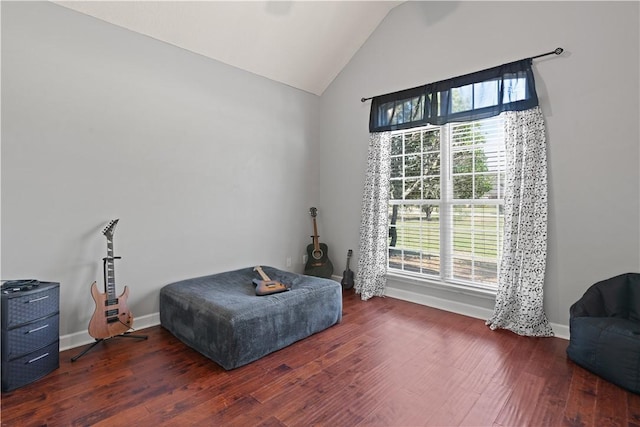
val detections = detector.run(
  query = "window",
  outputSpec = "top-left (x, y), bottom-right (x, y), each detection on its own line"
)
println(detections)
top-left (388, 115), bottom-right (505, 290)
top-left (369, 59), bottom-right (537, 292)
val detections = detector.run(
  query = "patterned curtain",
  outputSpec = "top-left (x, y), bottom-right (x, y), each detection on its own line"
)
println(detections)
top-left (486, 107), bottom-right (553, 336)
top-left (355, 132), bottom-right (391, 300)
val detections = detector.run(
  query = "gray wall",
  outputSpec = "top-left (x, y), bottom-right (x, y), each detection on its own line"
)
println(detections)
top-left (2, 1), bottom-right (639, 341)
top-left (1, 2), bottom-right (320, 337)
top-left (318, 1), bottom-right (640, 332)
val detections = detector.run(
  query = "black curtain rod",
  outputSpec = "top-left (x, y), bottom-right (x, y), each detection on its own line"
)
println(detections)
top-left (360, 47), bottom-right (564, 103)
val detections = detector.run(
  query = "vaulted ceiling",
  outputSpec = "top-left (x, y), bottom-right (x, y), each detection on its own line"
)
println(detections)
top-left (54, 1), bottom-right (402, 96)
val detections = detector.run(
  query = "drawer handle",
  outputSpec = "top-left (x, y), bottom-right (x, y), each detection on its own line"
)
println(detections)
top-left (26, 295), bottom-right (49, 303)
top-left (27, 352), bottom-right (49, 364)
top-left (26, 324), bottom-right (49, 334)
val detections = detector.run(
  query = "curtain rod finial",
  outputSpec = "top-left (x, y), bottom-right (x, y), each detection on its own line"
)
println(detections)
top-left (361, 97), bottom-right (368, 103)
top-left (554, 47), bottom-right (564, 55)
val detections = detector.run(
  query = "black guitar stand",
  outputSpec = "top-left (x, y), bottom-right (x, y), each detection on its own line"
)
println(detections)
top-left (70, 331), bottom-right (148, 362)
top-left (70, 252), bottom-right (148, 362)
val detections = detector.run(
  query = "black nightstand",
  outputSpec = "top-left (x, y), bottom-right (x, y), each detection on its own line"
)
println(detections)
top-left (1, 281), bottom-right (60, 392)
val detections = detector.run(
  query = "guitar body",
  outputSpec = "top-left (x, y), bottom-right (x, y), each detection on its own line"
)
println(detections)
top-left (304, 242), bottom-right (334, 278)
top-left (252, 279), bottom-right (289, 296)
top-left (88, 281), bottom-right (134, 339)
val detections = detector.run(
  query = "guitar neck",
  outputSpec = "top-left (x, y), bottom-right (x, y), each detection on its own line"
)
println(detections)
top-left (104, 239), bottom-right (117, 300)
top-left (312, 217), bottom-right (320, 251)
top-left (254, 266), bottom-right (271, 282)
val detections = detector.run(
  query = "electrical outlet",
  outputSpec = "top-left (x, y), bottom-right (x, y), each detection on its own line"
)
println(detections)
top-left (286, 257), bottom-right (292, 267)
top-left (302, 254), bottom-right (308, 264)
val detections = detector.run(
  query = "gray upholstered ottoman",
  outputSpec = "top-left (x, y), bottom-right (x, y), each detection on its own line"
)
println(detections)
top-left (159, 266), bottom-right (342, 370)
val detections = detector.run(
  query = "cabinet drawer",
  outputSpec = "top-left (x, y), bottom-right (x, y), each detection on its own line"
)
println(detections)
top-left (4, 287), bottom-right (59, 328)
top-left (2, 314), bottom-right (59, 361)
top-left (1, 340), bottom-right (59, 392)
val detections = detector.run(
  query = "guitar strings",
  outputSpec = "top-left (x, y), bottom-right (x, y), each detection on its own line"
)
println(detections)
top-left (115, 316), bottom-right (138, 332)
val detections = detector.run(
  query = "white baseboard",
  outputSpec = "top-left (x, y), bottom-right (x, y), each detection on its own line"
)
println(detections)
top-left (60, 312), bottom-right (161, 352)
top-left (551, 323), bottom-right (570, 340)
top-left (384, 287), bottom-right (569, 340)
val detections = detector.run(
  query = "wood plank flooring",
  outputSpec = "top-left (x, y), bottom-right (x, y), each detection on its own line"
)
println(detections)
top-left (2, 291), bottom-right (639, 426)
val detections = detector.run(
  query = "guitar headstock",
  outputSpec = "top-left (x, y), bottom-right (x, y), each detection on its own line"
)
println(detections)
top-left (309, 207), bottom-right (317, 218)
top-left (102, 219), bottom-right (119, 238)
top-left (347, 249), bottom-right (353, 258)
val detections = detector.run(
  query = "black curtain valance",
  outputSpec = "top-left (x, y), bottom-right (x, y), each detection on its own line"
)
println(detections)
top-left (369, 58), bottom-right (539, 132)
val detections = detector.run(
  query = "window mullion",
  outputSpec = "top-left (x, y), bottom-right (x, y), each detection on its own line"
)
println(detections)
top-left (440, 124), bottom-right (452, 281)
top-left (420, 130), bottom-right (425, 274)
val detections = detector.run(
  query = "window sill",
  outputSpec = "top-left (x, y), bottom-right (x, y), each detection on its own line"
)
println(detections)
top-left (386, 270), bottom-right (497, 302)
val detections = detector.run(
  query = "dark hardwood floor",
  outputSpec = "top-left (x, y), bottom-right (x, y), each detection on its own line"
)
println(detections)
top-left (2, 291), bottom-right (639, 426)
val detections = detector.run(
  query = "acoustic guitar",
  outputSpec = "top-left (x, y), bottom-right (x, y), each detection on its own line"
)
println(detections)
top-left (253, 266), bottom-right (289, 296)
top-left (88, 219), bottom-right (134, 339)
top-left (304, 207), bottom-right (334, 278)
top-left (341, 249), bottom-right (355, 290)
